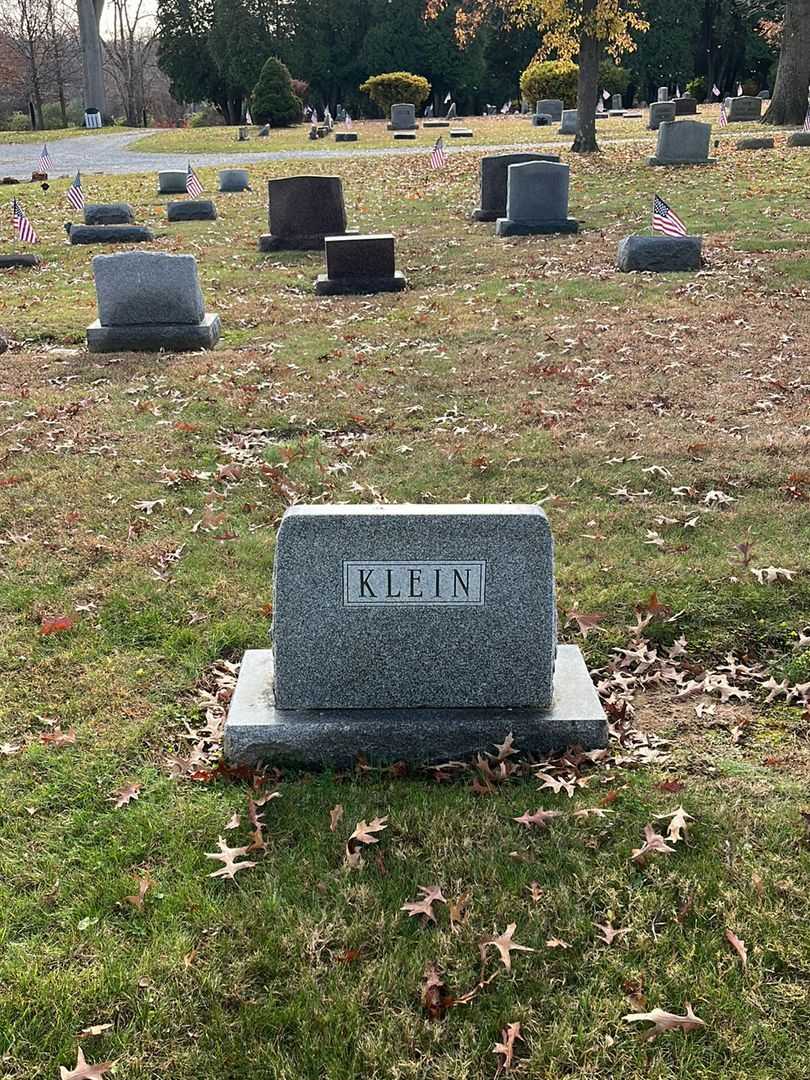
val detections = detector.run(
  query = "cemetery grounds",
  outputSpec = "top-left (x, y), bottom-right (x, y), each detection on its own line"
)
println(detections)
top-left (0, 121), bottom-right (809, 1078)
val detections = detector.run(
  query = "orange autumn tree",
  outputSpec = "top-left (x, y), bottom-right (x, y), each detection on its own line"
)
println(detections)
top-left (427, 0), bottom-right (648, 152)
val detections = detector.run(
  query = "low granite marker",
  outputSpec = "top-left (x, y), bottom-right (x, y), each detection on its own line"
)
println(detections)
top-left (258, 175), bottom-right (354, 252)
top-left (167, 199), bottom-right (217, 222)
top-left (158, 171), bottom-right (188, 195)
top-left (648, 120), bottom-right (714, 166)
top-left (224, 504), bottom-right (606, 766)
top-left (315, 234), bottom-right (406, 294)
top-left (83, 203), bottom-right (134, 225)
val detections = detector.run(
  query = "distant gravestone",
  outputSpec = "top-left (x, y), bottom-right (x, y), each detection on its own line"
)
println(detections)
top-left (335, 131), bottom-right (358, 142)
top-left (559, 109), bottom-right (577, 134)
top-left (68, 224), bottom-right (153, 245)
top-left (611, 94), bottom-right (623, 112)
top-left (167, 199), bottom-right (217, 221)
top-left (534, 98), bottom-right (563, 123)
top-left (0, 254), bottom-right (39, 268)
top-left (258, 175), bottom-right (353, 252)
top-left (787, 132), bottom-right (810, 147)
top-left (727, 96), bottom-right (762, 122)
top-left (86, 251), bottom-right (220, 352)
top-left (388, 103), bottom-right (417, 130)
top-left (473, 152), bottom-right (560, 222)
top-left (219, 169), bottom-right (250, 192)
top-left (736, 137), bottom-right (774, 150)
top-left (83, 203), bottom-right (134, 226)
top-left (158, 171), bottom-right (187, 195)
top-left (237, 126), bottom-right (248, 141)
top-left (648, 120), bottom-right (714, 166)
top-left (425, 103), bottom-right (434, 118)
top-left (495, 160), bottom-right (578, 237)
top-left (617, 235), bottom-right (702, 273)
top-left (223, 504), bottom-right (607, 766)
top-left (758, 90), bottom-right (770, 101)
top-left (315, 234), bottom-right (406, 295)
top-left (648, 101), bottom-right (676, 130)
top-left (393, 131), bottom-right (417, 140)
top-left (258, 124), bottom-right (271, 137)
top-left (531, 114), bottom-right (552, 127)
top-left (449, 128), bottom-right (473, 137)
top-left (674, 96), bottom-right (698, 115)
top-left (424, 119), bottom-right (450, 128)
top-left (657, 86), bottom-right (669, 102)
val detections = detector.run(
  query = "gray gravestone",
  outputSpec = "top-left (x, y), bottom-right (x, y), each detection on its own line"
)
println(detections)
top-left (167, 199), bottom-right (217, 221)
top-left (758, 90), bottom-right (770, 100)
top-left (611, 94), bottom-right (623, 112)
top-left (657, 86), bottom-right (669, 102)
top-left (727, 96), bottom-right (762, 122)
top-left (388, 103), bottom-right (417, 130)
top-left (0, 254), bottom-right (39, 268)
top-left (473, 152), bottom-right (560, 222)
top-left (68, 224), bottom-right (153, 244)
top-left (648, 101), bottom-right (676, 130)
top-left (219, 169), bottom-right (250, 192)
top-left (335, 132), bottom-right (358, 142)
top-left (648, 120), bottom-right (714, 165)
top-left (674, 96), bottom-right (698, 115)
top-left (158, 171), bottom-right (188, 195)
top-left (495, 160), bottom-right (578, 236)
top-left (787, 132), bottom-right (810, 147)
top-left (315, 234), bottom-right (406, 295)
top-left (449, 128), bottom-right (473, 137)
top-left (617, 235), bottom-right (702, 272)
top-left (559, 109), bottom-right (577, 134)
top-left (237, 126), bottom-right (248, 141)
top-left (223, 504), bottom-right (607, 766)
top-left (83, 202), bottom-right (134, 225)
top-left (736, 137), bottom-right (774, 150)
top-left (393, 131), bottom-right (417, 140)
top-left (535, 99), bottom-right (563, 123)
top-left (258, 175), bottom-right (352, 252)
top-left (86, 251), bottom-right (220, 352)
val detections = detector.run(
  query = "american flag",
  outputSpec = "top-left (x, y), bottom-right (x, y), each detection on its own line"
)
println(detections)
top-left (429, 136), bottom-right (447, 169)
top-left (37, 143), bottom-right (53, 173)
top-left (652, 194), bottom-right (687, 238)
top-left (602, 88), bottom-right (611, 100)
top-left (66, 170), bottom-right (84, 212)
top-left (444, 91), bottom-right (452, 103)
top-left (675, 85), bottom-right (681, 98)
top-left (186, 161), bottom-right (203, 197)
top-left (345, 114), bottom-right (353, 129)
top-left (12, 198), bottom-right (38, 243)
top-left (712, 84), bottom-right (721, 97)
top-left (737, 83), bottom-right (743, 96)
top-left (803, 108), bottom-right (810, 133)
top-left (719, 103), bottom-right (728, 127)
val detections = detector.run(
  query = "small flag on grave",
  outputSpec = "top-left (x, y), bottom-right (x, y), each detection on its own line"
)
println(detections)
top-left (186, 161), bottom-right (203, 197)
top-left (719, 102), bottom-right (728, 127)
top-left (444, 91), bottom-right (452, 103)
top-left (66, 170), bottom-right (85, 212)
top-left (12, 198), bottom-right (39, 243)
top-left (712, 84), bottom-right (721, 97)
top-left (37, 143), bottom-right (53, 173)
top-left (430, 136), bottom-right (448, 170)
top-left (602, 88), bottom-right (611, 100)
top-left (803, 108), bottom-right (810, 133)
top-left (737, 83), bottom-right (743, 95)
top-left (652, 194), bottom-right (687, 238)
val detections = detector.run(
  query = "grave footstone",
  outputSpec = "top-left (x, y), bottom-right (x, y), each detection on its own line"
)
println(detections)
top-left (449, 128), bottom-right (473, 138)
top-left (424, 119), bottom-right (450, 128)
top-left (335, 132), bottom-right (358, 142)
top-left (166, 199), bottom-right (217, 221)
top-left (473, 152), bottom-right (560, 222)
top-left (219, 169), bottom-right (250, 192)
top-left (258, 175), bottom-right (354, 252)
top-left (736, 137), bottom-right (774, 150)
top-left (158, 171), bottom-right (188, 195)
top-left (559, 110), bottom-right (577, 134)
top-left (674, 96), bottom-right (698, 115)
top-left (648, 120), bottom-right (714, 166)
top-left (787, 132), bottom-right (810, 147)
top-left (394, 131), bottom-right (417, 140)
top-left (387, 103), bottom-right (417, 130)
top-left (648, 101), bottom-right (676, 130)
top-left (223, 504), bottom-right (607, 766)
top-left (86, 251), bottom-right (220, 352)
top-left (495, 160), bottom-right (578, 236)
top-left (534, 99), bottom-right (563, 123)
top-left (0, 254), bottom-right (40, 268)
top-left (237, 126), bottom-right (248, 141)
top-left (617, 235), bottom-right (702, 272)
top-left (727, 96), bottom-right (762, 122)
top-left (315, 234), bottom-right (406, 295)
top-left (83, 203), bottom-right (134, 226)
top-left (68, 224), bottom-right (154, 245)
top-left (531, 114), bottom-right (552, 127)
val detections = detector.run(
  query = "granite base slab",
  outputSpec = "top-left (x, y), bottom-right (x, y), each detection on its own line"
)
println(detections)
top-left (647, 156), bottom-right (715, 166)
top-left (393, 132), bottom-right (417, 140)
top-left (424, 120), bottom-right (450, 128)
top-left (450, 129), bottom-right (473, 137)
top-left (617, 234), bottom-right (702, 272)
top-left (787, 132), bottom-right (810, 147)
top-left (166, 199), bottom-right (217, 221)
top-left (258, 229), bottom-right (357, 252)
top-left (335, 133), bottom-right (358, 142)
top-left (223, 644), bottom-right (607, 768)
top-left (495, 217), bottom-right (578, 236)
top-left (315, 271), bottom-right (407, 295)
top-left (0, 254), bottom-right (40, 268)
top-left (86, 313), bottom-right (221, 353)
top-left (69, 224), bottom-right (154, 244)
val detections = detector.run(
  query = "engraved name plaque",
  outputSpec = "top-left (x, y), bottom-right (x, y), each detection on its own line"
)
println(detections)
top-left (343, 560), bottom-right (486, 606)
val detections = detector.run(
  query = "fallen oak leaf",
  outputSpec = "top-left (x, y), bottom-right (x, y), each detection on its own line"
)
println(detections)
top-left (566, 609), bottom-right (605, 638)
top-left (631, 824), bottom-right (675, 864)
top-left (421, 963), bottom-right (455, 1020)
top-left (655, 805), bottom-right (694, 844)
top-left (40, 727), bottom-right (76, 748)
top-left (59, 1046), bottom-right (114, 1079)
top-left (205, 837), bottom-right (256, 880)
top-left (725, 928), bottom-right (748, 970)
top-left (493, 1022), bottom-right (523, 1075)
top-left (514, 808), bottom-right (562, 829)
top-left (482, 923), bottom-right (535, 972)
top-left (594, 921), bottom-right (628, 946)
top-left (401, 884), bottom-right (447, 923)
top-left (623, 1003), bottom-right (705, 1041)
top-left (125, 873), bottom-right (153, 911)
top-left (449, 892), bottom-right (469, 930)
top-left (545, 937), bottom-right (572, 949)
top-left (41, 614), bottom-right (76, 635)
top-left (347, 815), bottom-right (388, 850)
top-left (329, 804), bottom-right (344, 832)
top-left (112, 782), bottom-right (141, 809)
top-left (78, 1024), bottom-right (114, 1038)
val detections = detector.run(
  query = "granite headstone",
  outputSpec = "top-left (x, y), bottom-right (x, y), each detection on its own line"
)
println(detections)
top-left (495, 160), bottom-right (578, 236)
top-left (473, 152), bottom-right (560, 222)
top-left (258, 175), bottom-right (353, 252)
top-left (648, 120), bottom-right (714, 165)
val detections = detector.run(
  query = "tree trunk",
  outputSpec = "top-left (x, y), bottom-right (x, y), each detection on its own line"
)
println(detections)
top-left (572, 0), bottom-right (600, 154)
top-left (763, 0), bottom-right (810, 126)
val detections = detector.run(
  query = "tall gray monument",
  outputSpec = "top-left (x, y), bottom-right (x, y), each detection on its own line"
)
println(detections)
top-left (77, 0), bottom-right (106, 115)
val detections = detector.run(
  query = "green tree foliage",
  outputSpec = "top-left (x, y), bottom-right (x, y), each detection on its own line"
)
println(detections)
top-left (359, 72), bottom-right (431, 114)
top-left (251, 57), bottom-right (304, 125)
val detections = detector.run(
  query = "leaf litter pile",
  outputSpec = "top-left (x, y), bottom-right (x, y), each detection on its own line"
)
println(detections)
top-left (0, 136), bottom-right (809, 1078)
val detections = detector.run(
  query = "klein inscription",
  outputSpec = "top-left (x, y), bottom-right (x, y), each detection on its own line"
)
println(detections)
top-left (343, 561), bottom-right (486, 606)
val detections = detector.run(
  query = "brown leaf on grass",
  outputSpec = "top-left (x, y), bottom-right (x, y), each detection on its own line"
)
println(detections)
top-left (125, 874), bottom-right (153, 911)
top-left (631, 824), bottom-right (675, 864)
top-left (482, 923), bottom-right (534, 972)
top-left (514, 808), bottom-right (562, 829)
top-left (527, 881), bottom-right (543, 903)
top-left (78, 1024), bottom-right (113, 1038)
top-left (491, 732), bottom-right (518, 761)
top-left (112, 783), bottom-right (141, 809)
top-left (725, 929), bottom-right (748, 969)
top-left (493, 1022), bottom-right (523, 1075)
top-left (421, 964), bottom-right (455, 1020)
top-left (401, 885), bottom-right (447, 923)
top-left (655, 805), bottom-right (694, 844)
top-left (623, 1003), bottom-right (705, 1041)
top-left (449, 892), bottom-right (469, 931)
top-left (41, 614), bottom-right (76, 635)
top-left (329, 804), bottom-right (344, 832)
top-left (347, 816), bottom-right (388, 850)
top-left (656, 779), bottom-right (685, 794)
top-left (545, 937), bottom-right (571, 949)
top-left (205, 837), bottom-right (256, 880)
top-left (40, 727), bottom-right (76, 748)
top-left (751, 871), bottom-right (765, 899)
top-left (595, 921), bottom-right (628, 946)
top-left (59, 1046), bottom-right (114, 1079)
top-left (566, 609), bottom-right (604, 638)
top-left (224, 812), bottom-right (240, 830)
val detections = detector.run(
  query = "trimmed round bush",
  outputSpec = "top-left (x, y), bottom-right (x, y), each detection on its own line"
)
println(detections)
top-left (251, 57), bottom-right (303, 127)
top-left (520, 61), bottom-right (578, 109)
top-left (359, 72), bottom-right (431, 114)
top-left (686, 76), bottom-right (707, 103)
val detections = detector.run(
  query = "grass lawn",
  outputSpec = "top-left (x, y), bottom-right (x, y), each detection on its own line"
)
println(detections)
top-left (1, 135), bottom-right (809, 1079)
top-left (0, 127), bottom-right (142, 145)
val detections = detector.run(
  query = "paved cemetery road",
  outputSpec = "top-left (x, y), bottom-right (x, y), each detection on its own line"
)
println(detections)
top-left (1, 127), bottom-right (753, 179)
